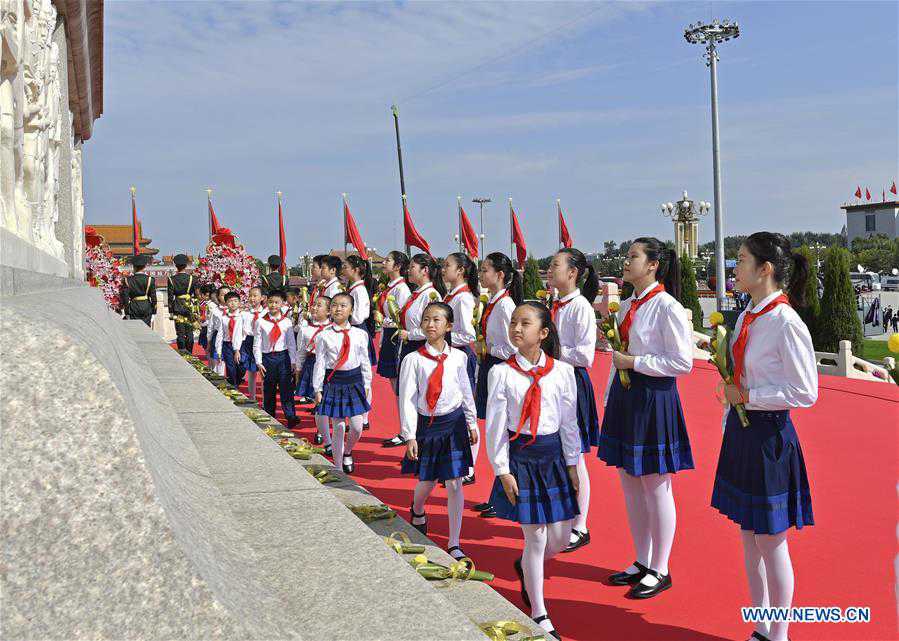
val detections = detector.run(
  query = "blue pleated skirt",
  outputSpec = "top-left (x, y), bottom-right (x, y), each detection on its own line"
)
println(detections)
top-left (295, 352), bottom-right (316, 398)
top-left (208, 330), bottom-right (219, 360)
top-left (400, 406), bottom-right (473, 482)
top-left (353, 322), bottom-right (378, 366)
top-left (711, 408), bottom-right (814, 535)
top-left (453, 343), bottom-right (477, 393)
top-left (574, 366), bottom-right (599, 454)
top-left (489, 431), bottom-right (580, 525)
top-left (239, 335), bottom-right (258, 372)
top-left (597, 370), bottom-right (694, 476)
top-left (376, 327), bottom-right (400, 379)
top-left (475, 354), bottom-right (504, 420)
top-left (198, 326), bottom-right (208, 349)
top-left (319, 366), bottom-right (371, 419)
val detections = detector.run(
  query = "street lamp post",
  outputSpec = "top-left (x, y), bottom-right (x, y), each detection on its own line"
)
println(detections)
top-left (660, 191), bottom-right (711, 260)
top-left (685, 18), bottom-right (740, 311)
top-left (472, 197), bottom-right (491, 260)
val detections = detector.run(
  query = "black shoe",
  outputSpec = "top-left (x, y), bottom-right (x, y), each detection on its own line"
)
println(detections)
top-left (750, 632), bottom-right (772, 641)
top-left (313, 433), bottom-right (323, 445)
top-left (532, 615), bottom-right (560, 641)
top-left (477, 503), bottom-right (496, 518)
top-left (462, 474), bottom-right (476, 486)
top-left (382, 435), bottom-right (404, 447)
top-left (513, 557), bottom-right (530, 608)
top-left (447, 545), bottom-right (467, 561)
top-left (608, 561), bottom-right (649, 586)
top-left (627, 569), bottom-right (672, 599)
top-left (562, 528), bottom-right (590, 553)
top-left (286, 417), bottom-right (299, 429)
top-left (410, 503), bottom-right (427, 535)
top-left (342, 456), bottom-right (354, 474)
top-left (322, 446), bottom-right (333, 458)
top-left (363, 422), bottom-right (370, 431)
top-left (472, 502), bottom-right (492, 512)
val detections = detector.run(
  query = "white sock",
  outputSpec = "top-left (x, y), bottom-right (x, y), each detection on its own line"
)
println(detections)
top-left (332, 420), bottom-right (346, 465)
top-left (469, 425), bottom-right (480, 477)
top-left (363, 411), bottom-right (369, 424)
top-left (344, 415), bottom-right (364, 456)
top-left (445, 478), bottom-right (465, 549)
top-left (571, 454), bottom-right (591, 538)
top-left (618, 469), bottom-right (652, 571)
top-left (546, 520), bottom-right (572, 560)
top-left (412, 480), bottom-right (436, 524)
top-left (537, 618), bottom-right (556, 634)
top-left (756, 532), bottom-right (793, 641)
top-left (315, 415), bottom-right (332, 446)
top-left (741, 530), bottom-right (771, 638)
top-left (521, 524), bottom-right (548, 619)
top-left (641, 473), bottom-right (676, 581)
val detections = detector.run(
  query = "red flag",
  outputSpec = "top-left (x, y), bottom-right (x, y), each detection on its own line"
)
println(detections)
top-left (557, 201), bottom-right (572, 248)
top-left (277, 195), bottom-right (287, 275)
top-left (459, 206), bottom-right (479, 258)
top-left (208, 197), bottom-right (220, 235)
top-left (854, 186), bottom-right (862, 199)
top-left (510, 203), bottom-right (527, 267)
top-left (131, 190), bottom-right (139, 256)
top-left (343, 198), bottom-right (368, 260)
top-left (403, 198), bottom-right (431, 254)
top-left (865, 188), bottom-right (871, 201)
top-left (891, 181), bottom-right (897, 195)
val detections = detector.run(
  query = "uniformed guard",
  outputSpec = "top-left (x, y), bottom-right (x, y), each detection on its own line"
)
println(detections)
top-left (260, 255), bottom-right (287, 295)
top-left (167, 254), bottom-right (196, 352)
top-left (121, 255), bottom-right (157, 326)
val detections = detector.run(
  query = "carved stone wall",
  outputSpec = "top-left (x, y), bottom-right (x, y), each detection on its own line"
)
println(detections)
top-left (1, 0), bottom-right (85, 278)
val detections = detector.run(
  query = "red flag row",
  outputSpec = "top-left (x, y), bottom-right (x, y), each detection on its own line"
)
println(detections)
top-left (854, 182), bottom-right (896, 201)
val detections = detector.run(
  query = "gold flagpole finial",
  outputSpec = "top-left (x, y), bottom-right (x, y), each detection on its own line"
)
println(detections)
top-left (342, 192), bottom-right (348, 201)
top-left (130, 186), bottom-right (136, 196)
top-left (277, 190), bottom-right (282, 199)
top-left (206, 187), bottom-right (212, 198)
top-left (402, 194), bottom-right (407, 201)
top-left (556, 198), bottom-right (561, 205)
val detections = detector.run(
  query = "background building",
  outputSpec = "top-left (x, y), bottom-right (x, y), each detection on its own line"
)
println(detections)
top-left (841, 200), bottom-right (898, 246)
top-left (89, 223), bottom-right (159, 259)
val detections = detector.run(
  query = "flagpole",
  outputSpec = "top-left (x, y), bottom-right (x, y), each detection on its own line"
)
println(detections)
top-left (557, 198), bottom-right (562, 249)
top-left (391, 105), bottom-right (410, 256)
top-left (457, 196), bottom-right (463, 254)
top-left (342, 193), bottom-right (348, 257)
top-left (508, 197), bottom-right (514, 265)
top-left (206, 188), bottom-right (212, 243)
top-left (130, 186), bottom-right (138, 257)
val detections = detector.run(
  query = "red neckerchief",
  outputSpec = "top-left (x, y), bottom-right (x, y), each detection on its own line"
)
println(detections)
top-left (619, 283), bottom-right (665, 346)
top-left (325, 326), bottom-right (352, 382)
top-left (416, 345), bottom-right (450, 425)
top-left (380, 278), bottom-right (407, 316)
top-left (263, 313), bottom-right (284, 346)
top-left (732, 294), bottom-right (791, 388)
top-left (481, 290), bottom-right (511, 337)
top-left (505, 354), bottom-right (555, 446)
top-left (551, 296), bottom-right (574, 323)
top-left (399, 285), bottom-right (433, 330)
top-left (306, 322), bottom-right (331, 354)
top-left (444, 285), bottom-right (471, 305)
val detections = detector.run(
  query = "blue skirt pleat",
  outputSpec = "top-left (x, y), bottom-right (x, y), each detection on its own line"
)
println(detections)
top-left (453, 343), bottom-right (477, 394)
top-left (376, 327), bottom-right (399, 379)
top-left (240, 335), bottom-right (258, 372)
top-left (475, 354), bottom-right (504, 420)
top-left (489, 431), bottom-right (580, 525)
top-left (711, 408), bottom-right (814, 535)
top-left (597, 370), bottom-right (694, 476)
top-left (353, 322), bottom-right (378, 366)
top-left (208, 330), bottom-right (219, 360)
top-left (198, 326), bottom-right (208, 349)
top-left (318, 366), bottom-right (371, 419)
top-left (574, 366), bottom-right (599, 453)
top-left (295, 352), bottom-right (316, 398)
top-left (400, 406), bottom-right (473, 482)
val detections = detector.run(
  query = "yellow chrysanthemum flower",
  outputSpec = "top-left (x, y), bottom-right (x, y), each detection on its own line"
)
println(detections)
top-left (709, 311), bottom-right (725, 327)
top-left (608, 301), bottom-right (620, 313)
top-left (888, 333), bottom-right (899, 354)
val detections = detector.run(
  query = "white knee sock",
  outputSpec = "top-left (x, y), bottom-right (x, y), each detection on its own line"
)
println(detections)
top-left (521, 524), bottom-right (549, 619)
top-left (344, 415), bottom-right (364, 456)
top-left (741, 530), bottom-right (770, 638)
top-left (618, 469), bottom-right (652, 573)
top-left (445, 478), bottom-right (465, 549)
top-left (247, 371), bottom-right (257, 398)
top-left (332, 420), bottom-right (346, 464)
top-left (755, 532), bottom-right (793, 641)
top-left (547, 520), bottom-right (573, 560)
top-left (412, 480), bottom-right (436, 523)
top-left (571, 454), bottom-right (591, 537)
top-left (640, 473), bottom-right (676, 585)
top-left (315, 415), bottom-right (332, 446)
top-left (469, 426), bottom-right (480, 476)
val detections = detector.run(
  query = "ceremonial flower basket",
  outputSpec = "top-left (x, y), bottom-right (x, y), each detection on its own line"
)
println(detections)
top-left (83, 227), bottom-right (126, 313)
top-left (195, 228), bottom-right (259, 303)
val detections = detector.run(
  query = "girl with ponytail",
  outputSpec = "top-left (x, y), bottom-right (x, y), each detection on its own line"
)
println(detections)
top-left (379, 251), bottom-right (413, 448)
top-left (485, 301), bottom-right (579, 641)
top-left (597, 237), bottom-right (695, 600)
top-left (546, 248), bottom-right (601, 552)
top-left (344, 254), bottom-right (377, 430)
top-left (711, 232), bottom-right (817, 641)
top-left (442, 252), bottom-right (481, 483)
top-left (396, 253), bottom-right (442, 376)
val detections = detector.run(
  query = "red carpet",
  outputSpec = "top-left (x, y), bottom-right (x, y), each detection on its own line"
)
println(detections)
top-left (197, 344), bottom-right (897, 641)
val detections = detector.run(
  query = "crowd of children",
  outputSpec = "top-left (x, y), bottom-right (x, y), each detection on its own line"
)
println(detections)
top-left (182, 235), bottom-right (817, 641)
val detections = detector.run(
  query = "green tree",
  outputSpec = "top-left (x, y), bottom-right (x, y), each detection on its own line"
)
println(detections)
top-left (522, 256), bottom-right (543, 300)
top-left (678, 255), bottom-right (703, 330)
top-left (818, 246), bottom-right (863, 354)
top-left (850, 234), bottom-right (899, 274)
top-left (794, 245), bottom-right (821, 345)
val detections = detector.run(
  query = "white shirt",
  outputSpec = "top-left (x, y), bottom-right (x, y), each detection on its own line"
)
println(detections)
top-left (397, 342), bottom-right (478, 441)
top-left (311, 323), bottom-right (373, 393)
top-left (215, 310), bottom-right (246, 355)
top-left (485, 351), bottom-right (581, 476)
top-left (295, 321), bottom-right (332, 371)
top-left (445, 284), bottom-right (476, 346)
top-left (348, 280), bottom-right (371, 326)
top-left (553, 288), bottom-right (597, 368)
top-left (253, 313), bottom-right (298, 366)
top-left (322, 277), bottom-right (342, 299)
top-left (207, 301), bottom-right (222, 334)
top-left (379, 277), bottom-right (412, 328)
top-left (241, 306), bottom-right (266, 337)
top-left (403, 282), bottom-right (439, 342)
top-left (732, 289), bottom-right (818, 411)
top-left (603, 282), bottom-right (693, 405)
top-left (484, 289), bottom-right (517, 360)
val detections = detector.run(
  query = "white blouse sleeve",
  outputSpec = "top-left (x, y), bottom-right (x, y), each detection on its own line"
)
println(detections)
top-left (294, 329), bottom-right (308, 371)
top-left (359, 332), bottom-right (373, 388)
top-left (632, 301), bottom-right (693, 377)
top-left (559, 367), bottom-right (582, 466)
top-left (485, 365), bottom-right (512, 476)
top-left (748, 320), bottom-right (819, 409)
top-left (311, 334), bottom-right (326, 393)
top-left (397, 355), bottom-right (419, 442)
top-left (560, 300), bottom-right (596, 368)
top-left (458, 355), bottom-right (478, 429)
top-left (489, 300), bottom-right (516, 360)
top-left (253, 328), bottom-right (263, 365)
top-left (285, 321), bottom-right (298, 367)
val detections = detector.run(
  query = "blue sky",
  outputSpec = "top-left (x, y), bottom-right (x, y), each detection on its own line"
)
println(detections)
top-left (85, 1), bottom-right (897, 261)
